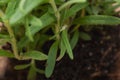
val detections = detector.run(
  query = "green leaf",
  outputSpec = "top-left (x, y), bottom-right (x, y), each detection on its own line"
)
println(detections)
top-left (10, 0), bottom-right (48, 24)
top-left (25, 17), bottom-right (34, 41)
top-left (55, 0), bottom-right (64, 5)
top-left (70, 30), bottom-right (79, 49)
top-left (61, 30), bottom-right (73, 60)
top-left (65, 2), bottom-right (88, 19)
top-left (35, 68), bottom-right (44, 74)
top-left (27, 65), bottom-right (36, 80)
top-left (29, 12), bottom-right (55, 35)
top-left (0, 49), bottom-right (14, 58)
top-left (23, 51), bottom-right (48, 60)
top-left (17, 12), bottom-right (55, 49)
top-left (74, 15), bottom-right (120, 25)
top-left (17, 36), bottom-right (30, 49)
top-left (79, 32), bottom-right (91, 40)
top-left (57, 40), bottom-right (66, 61)
top-left (14, 64), bottom-right (30, 70)
top-left (58, 0), bottom-right (86, 11)
top-left (0, 34), bottom-right (10, 39)
top-left (60, 2), bottom-right (88, 24)
top-left (27, 15), bottom-right (43, 35)
top-left (45, 41), bottom-right (59, 78)
top-left (0, 0), bottom-right (9, 5)
top-left (29, 60), bottom-right (44, 74)
top-left (5, 0), bottom-right (19, 19)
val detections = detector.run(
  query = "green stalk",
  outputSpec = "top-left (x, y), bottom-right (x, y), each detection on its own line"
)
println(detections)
top-left (0, 10), bottom-right (20, 59)
top-left (4, 21), bottom-right (20, 59)
top-left (49, 0), bottom-right (60, 40)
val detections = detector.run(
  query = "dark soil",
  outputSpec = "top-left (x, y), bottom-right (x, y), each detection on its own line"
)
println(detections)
top-left (3, 26), bottom-right (120, 80)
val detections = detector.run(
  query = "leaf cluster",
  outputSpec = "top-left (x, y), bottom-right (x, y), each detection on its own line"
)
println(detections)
top-left (0, 0), bottom-right (120, 79)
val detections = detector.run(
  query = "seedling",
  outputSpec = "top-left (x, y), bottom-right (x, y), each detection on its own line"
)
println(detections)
top-left (0, 0), bottom-right (120, 79)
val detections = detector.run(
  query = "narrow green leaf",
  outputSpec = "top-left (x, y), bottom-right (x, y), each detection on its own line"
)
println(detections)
top-left (14, 64), bottom-right (30, 70)
top-left (59, 0), bottom-right (86, 11)
top-left (74, 15), bottom-right (120, 25)
top-left (10, 0), bottom-right (48, 24)
top-left (0, 0), bottom-right (9, 5)
top-left (61, 2), bottom-right (88, 23)
top-left (5, 0), bottom-right (19, 19)
top-left (29, 12), bottom-right (55, 35)
top-left (79, 32), bottom-right (91, 40)
top-left (57, 40), bottom-right (66, 61)
top-left (35, 68), bottom-right (44, 74)
top-left (27, 65), bottom-right (36, 80)
top-left (27, 15), bottom-right (43, 35)
top-left (66, 2), bottom-right (88, 19)
top-left (70, 30), bottom-right (79, 49)
top-left (0, 34), bottom-right (10, 39)
top-left (61, 30), bottom-right (73, 60)
top-left (29, 15), bottom-right (42, 27)
top-left (55, 0), bottom-right (64, 5)
top-left (45, 41), bottom-right (59, 78)
top-left (30, 60), bottom-right (44, 74)
top-left (23, 51), bottom-right (48, 60)
top-left (25, 17), bottom-right (34, 41)
top-left (18, 12), bottom-right (55, 49)
top-left (0, 49), bottom-right (14, 58)
top-left (17, 36), bottom-right (30, 49)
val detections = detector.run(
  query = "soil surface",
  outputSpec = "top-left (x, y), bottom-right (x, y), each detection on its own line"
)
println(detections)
top-left (2, 26), bottom-right (120, 80)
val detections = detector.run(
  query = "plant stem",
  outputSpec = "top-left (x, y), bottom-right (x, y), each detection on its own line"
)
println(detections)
top-left (0, 10), bottom-right (20, 59)
top-left (49, 0), bottom-right (60, 40)
top-left (4, 20), bottom-right (20, 59)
